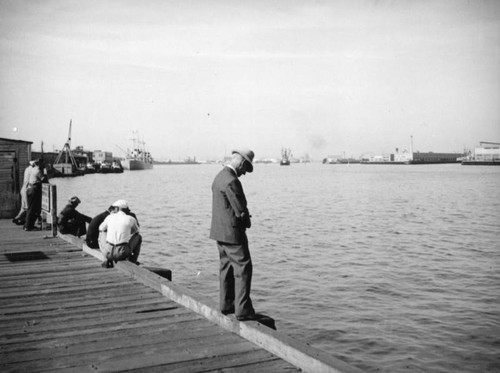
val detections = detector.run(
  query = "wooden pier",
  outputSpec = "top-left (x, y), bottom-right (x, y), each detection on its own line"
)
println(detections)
top-left (0, 220), bottom-right (363, 373)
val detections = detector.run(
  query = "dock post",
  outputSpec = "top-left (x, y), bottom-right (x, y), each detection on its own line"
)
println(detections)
top-left (50, 184), bottom-right (57, 237)
top-left (41, 184), bottom-right (57, 237)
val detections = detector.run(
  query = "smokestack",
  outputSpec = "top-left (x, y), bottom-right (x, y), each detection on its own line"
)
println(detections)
top-left (410, 135), bottom-right (414, 160)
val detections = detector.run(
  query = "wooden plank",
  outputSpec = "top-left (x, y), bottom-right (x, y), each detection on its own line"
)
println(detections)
top-left (0, 301), bottom-right (190, 332)
top-left (0, 314), bottom-right (205, 352)
top-left (0, 298), bottom-right (180, 327)
top-left (0, 306), bottom-right (196, 339)
top-left (74, 339), bottom-right (262, 373)
top-left (0, 295), bottom-right (171, 319)
top-left (0, 322), bottom-right (227, 366)
top-left (0, 260), bottom-right (100, 276)
top-left (0, 289), bottom-right (163, 313)
top-left (0, 318), bottom-right (216, 355)
top-left (129, 349), bottom-right (284, 373)
top-left (3, 335), bottom-right (259, 372)
top-left (0, 281), bottom-right (151, 299)
top-left (0, 274), bottom-right (140, 292)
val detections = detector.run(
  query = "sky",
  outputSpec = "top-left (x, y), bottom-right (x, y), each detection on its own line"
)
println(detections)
top-left (1, 0), bottom-right (499, 161)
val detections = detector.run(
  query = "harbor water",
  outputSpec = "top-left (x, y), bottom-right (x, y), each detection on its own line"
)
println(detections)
top-left (50, 163), bottom-right (500, 373)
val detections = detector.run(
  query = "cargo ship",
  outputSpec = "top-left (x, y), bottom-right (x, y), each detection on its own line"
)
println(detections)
top-left (280, 148), bottom-right (291, 166)
top-left (121, 131), bottom-right (153, 170)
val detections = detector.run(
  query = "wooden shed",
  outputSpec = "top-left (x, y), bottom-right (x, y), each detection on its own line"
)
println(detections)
top-left (0, 138), bottom-right (32, 218)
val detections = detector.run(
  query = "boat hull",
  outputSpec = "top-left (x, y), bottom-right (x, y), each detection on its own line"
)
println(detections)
top-left (122, 159), bottom-right (153, 170)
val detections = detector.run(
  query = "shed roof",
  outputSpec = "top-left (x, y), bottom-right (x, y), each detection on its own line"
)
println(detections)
top-left (0, 137), bottom-right (33, 144)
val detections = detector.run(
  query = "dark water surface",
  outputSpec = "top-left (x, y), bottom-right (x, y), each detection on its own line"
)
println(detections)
top-left (51, 163), bottom-right (500, 372)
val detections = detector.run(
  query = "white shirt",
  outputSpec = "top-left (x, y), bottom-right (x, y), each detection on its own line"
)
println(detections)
top-left (27, 165), bottom-right (42, 186)
top-left (99, 211), bottom-right (139, 245)
top-left (22, 166), bottom-right (31, 188)
top-left (226, 164), bottom-right (238, 177)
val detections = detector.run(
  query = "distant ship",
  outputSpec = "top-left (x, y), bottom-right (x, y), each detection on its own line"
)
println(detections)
top-left (280, 148), bottom-right (291, 166)
top-left (97, 160), bottom-right (124, 173)
top-left (155, 156), bottom-right (200, 165)
top-left (121, 131), bottom-right (153, 170)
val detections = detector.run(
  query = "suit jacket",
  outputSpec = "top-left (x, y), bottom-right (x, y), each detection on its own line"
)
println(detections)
top-left (210, 166), bottom-right (251, 244)
top-left (58, 204), bottom-right (92, 229)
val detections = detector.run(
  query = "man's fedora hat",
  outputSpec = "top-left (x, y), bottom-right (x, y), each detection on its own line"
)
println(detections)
top-left (232, 148), bottom-right (254, 172)
top-left (69, 196), bottom-right (81, 205)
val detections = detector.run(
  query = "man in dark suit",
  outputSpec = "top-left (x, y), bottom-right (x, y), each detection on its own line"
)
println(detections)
top-left (210, 148), bottom-right (257, 321)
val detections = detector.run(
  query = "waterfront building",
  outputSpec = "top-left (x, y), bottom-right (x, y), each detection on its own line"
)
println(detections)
top-left (370, 154), bottom-right (392, 163)
top-left (410, 151), bottom-right (462, 164)
top-left (93, 150), bottom-right (113, 164)
top-left (362, 150), bottom-right (462, 164)
top-left (462, 141), bottom-right (500, 165)
top-left (472, 142), bottom-right (500, 162)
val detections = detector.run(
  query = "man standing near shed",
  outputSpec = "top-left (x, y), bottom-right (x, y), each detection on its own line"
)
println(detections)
top-left (210, 148), bottom-right (258, 321)
top-left (24, 159), bottom-right (43, 231)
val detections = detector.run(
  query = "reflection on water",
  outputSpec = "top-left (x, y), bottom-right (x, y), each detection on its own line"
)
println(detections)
top-left (50, 163), bottom-right (500, 372)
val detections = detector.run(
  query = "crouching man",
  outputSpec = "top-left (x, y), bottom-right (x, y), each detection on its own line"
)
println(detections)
top-left (98, 200), bottom-right (142, 268)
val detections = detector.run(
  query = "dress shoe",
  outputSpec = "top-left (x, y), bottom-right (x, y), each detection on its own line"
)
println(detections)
top-left (101, 260), bottom-right (113, 268)
top-left (24, 227), bottom-right (40, 231)
top-left (236, 313), bottom-right (261, 321)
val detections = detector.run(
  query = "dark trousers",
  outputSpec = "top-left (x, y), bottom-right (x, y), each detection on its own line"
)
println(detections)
top-left (59, 219), bottom-right (87, 237)
top-left (128, 233), bottom-right (142, 263)
top-left (99, 233), bottom-right (142, 264)
top-left (217, 235), bottom-right (254, 318)
top-left (24, 185), bottom-right (41, 229)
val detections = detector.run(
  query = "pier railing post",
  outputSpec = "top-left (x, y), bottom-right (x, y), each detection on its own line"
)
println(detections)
top-left (41, 184), bottom-right (57, 237)
top-left (50, 184), bottom-right (57, 237)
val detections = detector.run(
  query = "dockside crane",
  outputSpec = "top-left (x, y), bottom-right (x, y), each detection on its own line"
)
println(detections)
top-left (53, 119), bottom-right (81, 176)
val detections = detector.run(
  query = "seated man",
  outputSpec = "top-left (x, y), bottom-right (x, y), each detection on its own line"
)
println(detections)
top-left (86, 202), bottom-right (140, 249)
top-left (57, 196), bottom-right (92, 237)
top-left (86, 205), bottom-right (113, 249)
top-left (98, 200), bottom-right (142, 268)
